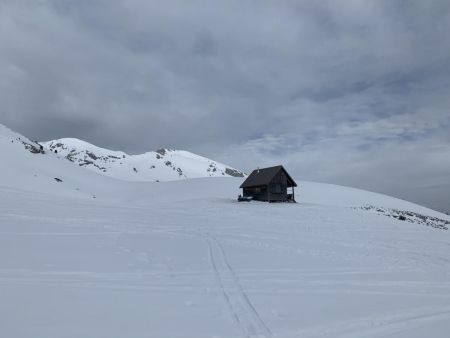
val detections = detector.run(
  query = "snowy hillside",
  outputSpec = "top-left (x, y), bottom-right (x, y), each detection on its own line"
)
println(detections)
top-left (1, 123), bottom-right (450, 338)
top-left (42, 138), bottom-right (245, 181)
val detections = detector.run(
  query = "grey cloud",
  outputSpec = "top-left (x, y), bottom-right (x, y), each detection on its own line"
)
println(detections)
top-left (1, 0), bottom-right (449, 212)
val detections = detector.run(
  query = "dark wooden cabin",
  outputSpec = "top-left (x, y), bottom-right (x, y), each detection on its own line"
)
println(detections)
top-left (240, 165), bottom-right (297, 202)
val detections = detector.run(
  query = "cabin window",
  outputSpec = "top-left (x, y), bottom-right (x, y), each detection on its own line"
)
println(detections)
top-left (275, 184), bottom-right (281, 193)
top-left (254, 187), bottom-right (261, 193)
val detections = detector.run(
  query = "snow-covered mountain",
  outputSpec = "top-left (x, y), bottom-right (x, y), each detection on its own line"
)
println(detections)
top-left (42, 138), bottom-right (245, 182)
top-left (2, 123), bottom-right (450, 338)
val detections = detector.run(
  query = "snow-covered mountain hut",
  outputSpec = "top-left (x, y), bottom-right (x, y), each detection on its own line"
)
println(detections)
top-left (240, 165), bottom-right (297, 202)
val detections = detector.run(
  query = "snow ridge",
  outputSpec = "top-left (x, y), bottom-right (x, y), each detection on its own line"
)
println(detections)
top-left (42, 138), bottom-right (245, 182)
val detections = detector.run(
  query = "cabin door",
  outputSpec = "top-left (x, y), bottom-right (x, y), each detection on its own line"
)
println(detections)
top-left (280, 172), bottom-right (287, 200)
top-left (280, 172), bottom-right (287, 189)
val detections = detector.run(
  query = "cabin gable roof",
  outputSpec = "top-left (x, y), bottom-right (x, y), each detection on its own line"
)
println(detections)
top-left (240, 165), bottom-right (297, 188)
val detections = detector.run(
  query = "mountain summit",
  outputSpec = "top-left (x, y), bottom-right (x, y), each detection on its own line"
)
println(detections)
top-left (42, 138), bottom-right (245, 182)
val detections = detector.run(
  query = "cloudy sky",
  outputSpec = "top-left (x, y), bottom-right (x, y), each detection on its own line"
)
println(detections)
top-left (1, 0), bottom-right (449, 212)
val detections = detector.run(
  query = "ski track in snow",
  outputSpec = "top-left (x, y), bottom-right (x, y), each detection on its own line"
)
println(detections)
top-left (206, 234), bottom-right (272, 338)
top-left (284, 305), bottom-right (450, 338)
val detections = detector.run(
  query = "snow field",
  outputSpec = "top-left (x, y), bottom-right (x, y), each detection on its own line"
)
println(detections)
top-left (1, 124), bottom-right (450, 337)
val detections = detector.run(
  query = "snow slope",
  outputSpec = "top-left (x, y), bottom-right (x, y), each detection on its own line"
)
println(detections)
top-left (1, 124), bottom-right (450, 338)
top-left (42, 138), bottom-right (245, 182)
